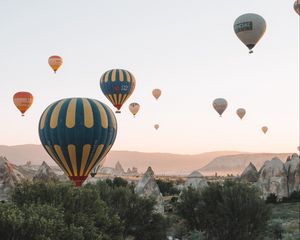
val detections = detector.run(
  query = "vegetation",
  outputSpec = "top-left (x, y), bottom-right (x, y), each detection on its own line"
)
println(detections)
top-left (176, 180), bottom-right (271, 240)
top-left (156, 179), bottom-right (180, 196)
top-left (0, 180), bottom-right (167, 240)
top-left (0, 178), bottom-right (298, 240)
top-left (266, 191), bottom-right (300, 204)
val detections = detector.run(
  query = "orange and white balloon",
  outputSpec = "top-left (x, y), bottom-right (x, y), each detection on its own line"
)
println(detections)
top-left (48, 55), bottom-right (63, 73)
top-left (152, 89), bottom-right (161, 100)
top-left (236, 108), bottom-right (246, 120)
top-left (129, 102), bottom-right (140, 117)
top-left (13, 92), bottom-right (34, 116)
top-left (261, 126), bottom-right (268, 134)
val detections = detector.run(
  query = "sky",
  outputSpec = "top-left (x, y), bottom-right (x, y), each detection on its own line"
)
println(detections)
top-left (0, 0), bottom-right (299, 154)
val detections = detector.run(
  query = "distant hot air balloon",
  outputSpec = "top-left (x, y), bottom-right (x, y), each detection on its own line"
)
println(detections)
top-left (129, 102), bottom-right (140, 117)
top-left (294, 0), bottom-right (300, 15)
top-left (48, 55), bottom-right (63, 73)
top-left (154, 124), bottom-right (159, 130)
top-left (90, 156), bottom-right (107, 177)
top-left (234, 13), bottom-right (266, 53)
top-left (213, 98), bottom-right (228, 117)
top-left (261, 126), bottom-right (268, 134)
top-left (39, 98), bottom-right (117, 187)
top-left (152, 89), bottom-right (161, 100)
top-left (236, 108), bottom-right (246, 120)
top-left (13, 92), bottom-right (34, 116)
top-left (100, 69), bottom-right (136, 113)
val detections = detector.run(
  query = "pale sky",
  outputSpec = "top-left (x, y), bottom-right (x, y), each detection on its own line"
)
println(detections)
top-left (0, 0), bottom-right (298, 154)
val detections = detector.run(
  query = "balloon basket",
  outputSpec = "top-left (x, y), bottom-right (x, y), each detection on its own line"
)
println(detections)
top-left (115, 110), bottom-right (121, 114)
top-left (69, 176), bottom-right (88, 187)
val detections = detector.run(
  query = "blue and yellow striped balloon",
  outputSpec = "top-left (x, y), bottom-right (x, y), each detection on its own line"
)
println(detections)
top-left (38, 98), bottom-right (117, 187)
top-left (100, 69), bottom-right (136, 113)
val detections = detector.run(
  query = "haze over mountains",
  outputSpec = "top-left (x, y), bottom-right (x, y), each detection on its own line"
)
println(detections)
top-left (200, 153), bottom-right (291, 175)
top-left (0, 144), bottom-right (292, 175)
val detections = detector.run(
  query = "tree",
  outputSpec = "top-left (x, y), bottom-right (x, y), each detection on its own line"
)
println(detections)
top-left (92, 180), bottom-right (168, 240)
top-left (11, 181), bottom-right (123, 240)
top-left (156, 179), bottom-right (180, 196)
top-left (176, 180), bottom-right (270, 240)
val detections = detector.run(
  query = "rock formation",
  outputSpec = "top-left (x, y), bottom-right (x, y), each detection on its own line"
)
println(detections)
top-left (285, 153), bottom-right (300, 195)
top-left (0, 156), bottom-right (24, 201)
top-left (135, 166), bottom-right (164, 213)
top-left (33, 161), bottom-right (58, 181)
top-left (185, 171), bottom-right (208, 190)
top-left (114, 161), bottom-right (125, 176)
top-left (256, 157), bottom-right (288, 199)
top-left (240, 162), bottom-right (259, 182)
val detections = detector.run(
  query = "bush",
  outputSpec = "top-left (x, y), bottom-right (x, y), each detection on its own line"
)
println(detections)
top-left (176, 180), bottom-right (271, 240)
top-left (266, 193), bottom-right (278, 204)
top-left (6, 180), bottom-right (167, 240)
top-left (156, 179), bottom-right (180, 196)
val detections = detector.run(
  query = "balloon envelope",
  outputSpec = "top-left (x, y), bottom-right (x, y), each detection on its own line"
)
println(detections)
top-left (213, 98), bottom-right (228, 116)
top-left (234, 13), bottom-right (266, 53)
top-left (38, 98), bottom-right (117, 186)
top-left (262, 126), bottom-right (268, 134)
top-left (236, 108), bottom-right (246, 120)
top-left (48, 55), bottom-right (63, 73)
top-left (100, 69), bottom-right (136, 113)
top-left (152, 89), bottom-right (161, 100)
top-left (129, 102), bottom-right (140, 116)
top-left (13, 92), bottom-right (34, 116)
top-left (154, 124), bottom-right (159, 130)
top-left (294, 0), bottom-right (300, 15)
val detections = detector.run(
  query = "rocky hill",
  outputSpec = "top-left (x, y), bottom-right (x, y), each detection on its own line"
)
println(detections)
top-left (200, 153), bottom-right (291, 175)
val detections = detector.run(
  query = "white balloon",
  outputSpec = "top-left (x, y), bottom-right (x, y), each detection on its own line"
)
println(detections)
top-left (234, 13), bottom-right (266, 53)
top-left (213, 98), bottom-right (228, 117)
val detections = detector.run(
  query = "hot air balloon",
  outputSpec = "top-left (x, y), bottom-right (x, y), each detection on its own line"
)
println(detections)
top-left (100, 69), bottom-right (136, 113)
top-left (261, 126), bottom-right (268, 134)
top-left (90, 156), bottom-right (107, 177)
top-left (13, 92), bottom-right (34, 116)
top-left (129, 102), bottom-right (140, 117)
top-left (234, 13), bottom-right (266, 53)
top-left (154, 124), bottom-right (159, 130)
top-left (38, 98), bottom-right (117, 187)
top-left (48, 55), bottom-right (63, 73)
top-left (294, 0), bottom-right (300, 15)
top-left (297, 146), bottom-right (300, 152)
top-left (152, 89), bottom-right (161, 100)
top-left (213, 98), bottom-right (228, 117)
top-left (236, 108), bottom-right (246, 120)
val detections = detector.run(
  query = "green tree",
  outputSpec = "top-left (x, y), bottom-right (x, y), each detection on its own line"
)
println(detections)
top-left (92, 180), bottom-right (168, 240)
top-left (176, 181), bottom-right (270, 240)
top-left (156, 179), bottom-right (180, 196)
top-left (11, 181), bottom-right (123, 240)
